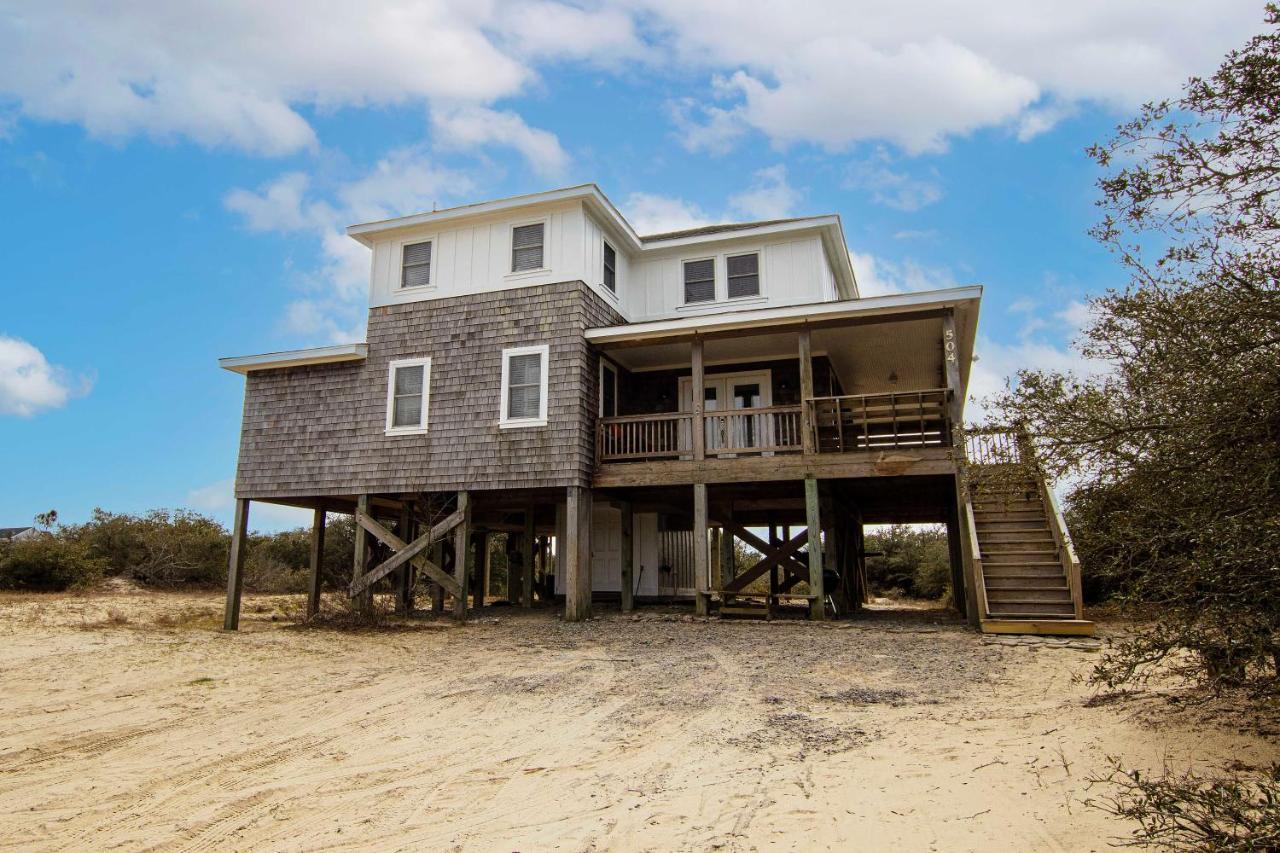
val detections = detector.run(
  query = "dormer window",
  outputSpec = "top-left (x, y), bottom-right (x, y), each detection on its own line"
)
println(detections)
top-left (727, 252), bottom-right (760, 299)
top-left (512, 223), bottom-right (545, 272)
top-left (603, 241), bottom-right (616, 292)
top-left (401, 241), bottom-right (432, 289)
top-left (683, 258), bottom-right (715, 304)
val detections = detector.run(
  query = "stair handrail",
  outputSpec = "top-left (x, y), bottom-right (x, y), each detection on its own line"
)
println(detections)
top-left (963, 496), bottom-right (991, 620)
top-left (1037, 475), bottom-right (1084, 620)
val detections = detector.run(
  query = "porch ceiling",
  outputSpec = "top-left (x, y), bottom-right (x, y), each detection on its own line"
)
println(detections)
top-left (589, 286), bottom-right (980, 402)
top-left (604, 315), bottom-right (952, 397)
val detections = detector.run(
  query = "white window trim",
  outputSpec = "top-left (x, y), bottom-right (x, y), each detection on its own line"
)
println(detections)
top-left (500, 344), bottom-right (550, 428)
top-left (599, 359), bottom-right (619, 417)
top-left (681, 255), bottom-right (718, 306)
top-left (506, 217), bottom-right (550, 278)
top-left (394, 235), bottom-right (437, 292)
top-left (602, 239), bottom-right (617, 294)
top-left (385, 357), bottom-right (431, 436)
top-left (725, 251), bottom-right (763, 301)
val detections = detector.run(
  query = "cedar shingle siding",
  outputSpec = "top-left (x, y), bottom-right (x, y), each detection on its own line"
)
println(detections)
top-left (234, 281), bottom-right (623, 499)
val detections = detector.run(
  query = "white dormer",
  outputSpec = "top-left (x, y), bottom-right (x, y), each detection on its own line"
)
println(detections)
top-left (346, 184), bottom-right (857, 323)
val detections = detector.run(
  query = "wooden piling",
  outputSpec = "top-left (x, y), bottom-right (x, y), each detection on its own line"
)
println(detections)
top-left (452, 492), bottom-right (470, 622)
top-left (223, 498), bottom-right (250, 630)
top-left (306, 507), bottom-right (325, 619)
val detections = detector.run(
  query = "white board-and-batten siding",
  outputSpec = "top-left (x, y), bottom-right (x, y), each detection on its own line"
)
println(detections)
top-left (364, 198), bottom-right (838, 323)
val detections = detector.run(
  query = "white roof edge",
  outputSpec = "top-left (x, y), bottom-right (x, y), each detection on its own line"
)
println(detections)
top-left (585, 286), bottom-right (983, 343)
top-left (219, 343), bottom-right (369, 375)
top-left (346, 184), bottom-right (646, 248)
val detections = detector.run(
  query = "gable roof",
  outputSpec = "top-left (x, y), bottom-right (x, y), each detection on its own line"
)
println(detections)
top-left (0, 527), bottom-right (35, 540)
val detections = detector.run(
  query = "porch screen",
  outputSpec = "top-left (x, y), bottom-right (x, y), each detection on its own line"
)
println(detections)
top-left (401, 241), bottom-right (432, 288)
top-left (683, 258), bottom-right (715, 303)
top-left (512, 223), bottom-right (545, 272)
top-left (727, 253), bottom-right (759, 298)
top-left (507, 353), bottom-right (543, 420)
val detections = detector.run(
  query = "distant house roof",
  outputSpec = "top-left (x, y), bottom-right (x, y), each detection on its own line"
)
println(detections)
top-left (0, 526), bottom-right (37, 541)
top-left (639, 218), bottom-right (811, 242)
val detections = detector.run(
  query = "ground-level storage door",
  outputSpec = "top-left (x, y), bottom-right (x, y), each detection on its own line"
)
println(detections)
top-left (590, 505), bottom-right (622, 592)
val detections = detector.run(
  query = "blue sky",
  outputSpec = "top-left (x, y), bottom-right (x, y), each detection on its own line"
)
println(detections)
top-left (0, 1), bottom-right (1264, 531)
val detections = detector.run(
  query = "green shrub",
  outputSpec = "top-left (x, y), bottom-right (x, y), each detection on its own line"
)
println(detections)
top-left (64, 508), bottom-right (229, 586)
top-left (0, 535), bottom-right (106, 590)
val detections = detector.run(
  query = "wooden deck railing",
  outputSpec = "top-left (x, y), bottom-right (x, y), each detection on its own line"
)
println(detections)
top-left (597, 390), bottom-right (952, 464)
top-left (596, 412), bottom-right (693, 461)
top-left (807, 389), bottom-right (950, 452)
top-left (963, 427), bottom-right (1026, 465)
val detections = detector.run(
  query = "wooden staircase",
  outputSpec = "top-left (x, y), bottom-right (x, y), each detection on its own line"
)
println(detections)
top-left (964, 432), bottom-right (1092, 636)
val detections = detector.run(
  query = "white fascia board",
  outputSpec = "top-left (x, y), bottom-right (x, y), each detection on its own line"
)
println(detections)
top-left (638, 216), bottom-right (841, 251)
top-left (584, 286), bottom-right (984, 344)
top-left (219, 343), bottom-right (369, 374)
top-left (346, 184), bottom-right (642, 250)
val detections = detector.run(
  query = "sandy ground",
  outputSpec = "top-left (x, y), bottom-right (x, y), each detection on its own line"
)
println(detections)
top-left (0, 591), bottom-right (1275, 852)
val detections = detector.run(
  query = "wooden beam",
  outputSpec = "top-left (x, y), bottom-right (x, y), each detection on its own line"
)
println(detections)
top-left (564, 486), bottom-right (592, 621)
top-left (223, 498), bottom-right (251, 630)
top-left (804, 478), bottom-right (825, 620)
top-left (721, 528), bottom-right (808, 592)
top-left (798, 328), bottom-right (815, 455)
top-left (452, 492), bottom-right (471, 622)
top-left (619, 501), bottom-right (634, 612)
top-left (593, 448), bottom-right (956, 488)
top-left (719, 519), bottom-right (735, 589)
top-left (942, 309), bottom-right (964, 429)
top-left (691, 336), bottom-right (705, 461)
top-left (521, 505), bottom-right (535, 608)
top-left (306, 507), bottom-right (325, 620)
top-left (430, 540), bottom-right (445, 612)
top-left (352, 495), bottom-right (372, 615)
top-left (693, 482), bottom-right (709, 616)
top-left (396, 504), bottom-right (413, 616)
top-left (472, 532), bottom-right (486, 610)
top-left (351, 510), bottom-right (463, 598)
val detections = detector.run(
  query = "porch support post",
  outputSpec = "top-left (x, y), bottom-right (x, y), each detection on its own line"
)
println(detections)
top-left (521, 505), bottom-right (535, 608)
top-left (691, 335), bottom-right (706, 461)
top-left (452, 492), bottom-right (471, 622)
top-left (430, 540), bottom-right (445, 612)
top-left (472, 532), bottom-right (486, 610)
top-left (798, 328), bottom-right (816, 455)
top-left (693, 482), bottom-right (710, 616)
top-left (565, 486), bottom-right (592, 621)
top-left (943, 309), bottom-right (981, 627)
top-left (555, 499), bottom-right (567, 596)
top-left (719, 507), bottom-right (735, 589)
top-left (223, 498), bottom-right (251, 630)
top-left (804, 477), bottom-right (825, 620)
top-left (352, 495), bottom-right (372, 615)
top-left (946, 498), bottom-right (966, 615)
top-left (306, 507), bottom-right (326, 619)
top-left (396, 503), bottom-right (413, 616)
top-left (620, 501), bottom-right (635, 612)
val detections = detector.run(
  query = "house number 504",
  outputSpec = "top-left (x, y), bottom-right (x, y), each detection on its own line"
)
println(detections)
top-left (944, 328), bottom-right (958, 362)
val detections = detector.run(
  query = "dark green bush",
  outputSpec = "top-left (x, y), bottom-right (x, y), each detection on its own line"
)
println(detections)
top-left (0, 535), bottom-right (106, 590)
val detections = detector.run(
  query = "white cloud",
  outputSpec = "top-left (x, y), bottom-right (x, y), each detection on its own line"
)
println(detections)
top-left (847, 250), bottom-right (959, 297)
top-left (844, 149), bottom-right (943, 211)
top-left (628, 0), bottom-right (1260, 155)
top-left (0, 2), bottom-right (528, 155)
top-left (1, 2), bottom-right (1259, 160)
top-left (429, 105), bottom-right (569, 178)
top-left (0, 335), bottom-right (89, 417)
top-left (623, 192), bottom-right (714, 235)
top-left (225, 149), bottom-right (474, 343)
top-left (186, 477), bottom-right (313, 532)
top-left (727, 164), bottom-right (801, 220)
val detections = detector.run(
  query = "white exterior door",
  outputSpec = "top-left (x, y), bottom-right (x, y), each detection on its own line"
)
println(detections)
top-left (591, 505), bottom-right (622, 592)
top-left (679, 370), bottom-right (772, 455)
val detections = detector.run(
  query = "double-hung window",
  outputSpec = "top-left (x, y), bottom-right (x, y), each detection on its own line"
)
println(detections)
top-left (385, 357), bottom-right (431, 434)
top-left (726, 252), bottom-right (760, 299)
top-left (683, 258), bottom-right (716, 304)
top-left (511, 223), bottom-right (545, 272)
top-left (500, 345), bottom-right (549, 427)
top-left (401, 241), bottom-right (432, 289)
top-left (603, 241), bottom-right (616, 292)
